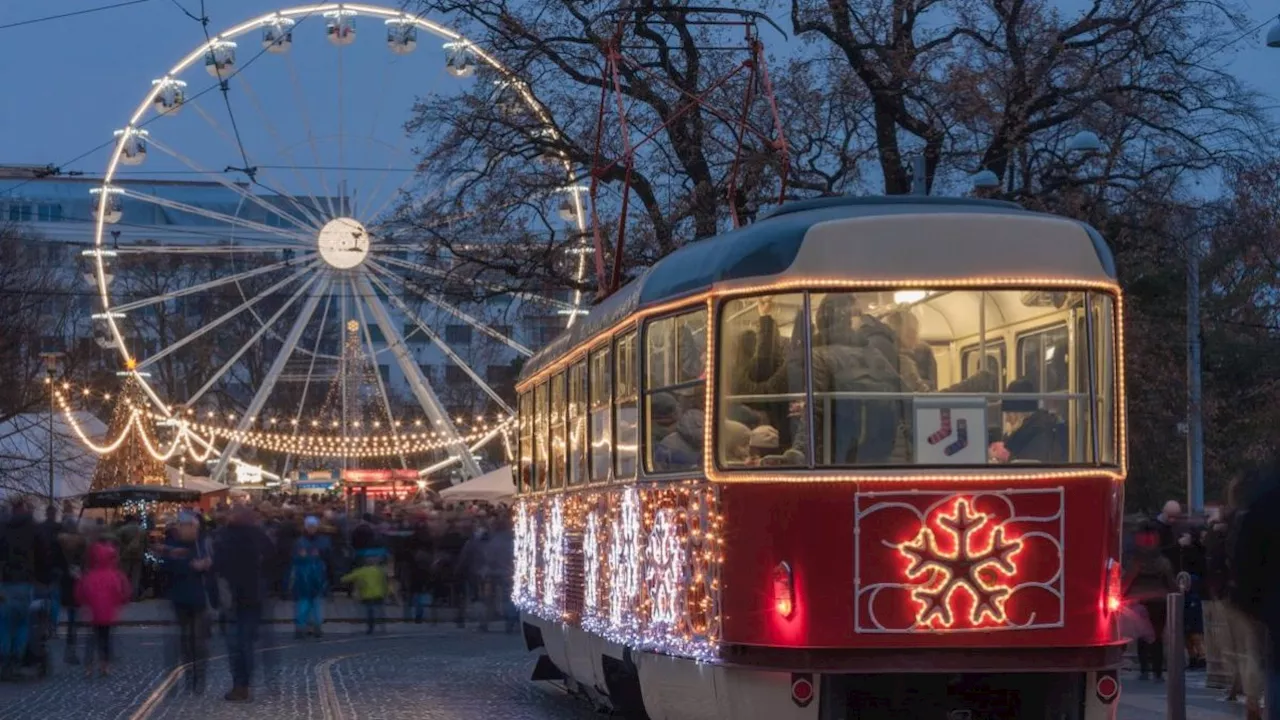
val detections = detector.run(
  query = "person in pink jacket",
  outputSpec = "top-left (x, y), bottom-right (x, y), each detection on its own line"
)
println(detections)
top-left (75, 540), bottom-right (131, 677)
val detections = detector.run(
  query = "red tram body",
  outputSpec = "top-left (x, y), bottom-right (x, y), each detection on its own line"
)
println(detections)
top-left (513, 197), bottom-right (1126, 720)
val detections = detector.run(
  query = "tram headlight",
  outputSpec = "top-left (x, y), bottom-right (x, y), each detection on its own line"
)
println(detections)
top-left (773, 561), bottom-right (795, 619)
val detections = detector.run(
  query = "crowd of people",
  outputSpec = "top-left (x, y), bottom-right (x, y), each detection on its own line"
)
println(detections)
top-left (1124, 468), bottom-right (1280, 720)
top-left (0, 493), bottom-right (516, 702)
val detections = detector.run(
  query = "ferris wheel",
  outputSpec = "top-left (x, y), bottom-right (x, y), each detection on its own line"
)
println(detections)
top-left (87, 3), bottom-right (590, 482)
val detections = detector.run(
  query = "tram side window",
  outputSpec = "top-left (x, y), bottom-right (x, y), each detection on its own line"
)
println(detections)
top-left (550, 372), bottom-right (567, 490)
top-left (645, 309), bottom-right (708, 473)
top-left (1016, 325), bottom-right (1069, 395)
top-left (1091, 294), bottom-right (1118, 465)
top-left (518, 392), bottom-right (533, 493)
top-left (717, 293), bottom-right (806, 467)
top-left (961, 344), bottom-right (1006, 389)
top-left (614, 331), bottom-right (639, 479)
top-left (533, 382), bottom-right (549, 491)
top-left (568, 360), bottom-right (588, 486)
top-left (589, 346), bottom-right (612, 482)
top-left (1010, 324), bottom-right (1075, 462)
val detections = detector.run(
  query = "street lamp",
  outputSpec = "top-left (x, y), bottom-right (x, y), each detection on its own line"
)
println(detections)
top-left (1267, 18), bottom-right (1280, 48)
top-left (1066, 130), bottom-right (1104, 154)
top-left (39, 351), bottom-right (64, 510)
top-left (969, 169), bottom-right (1001, 190)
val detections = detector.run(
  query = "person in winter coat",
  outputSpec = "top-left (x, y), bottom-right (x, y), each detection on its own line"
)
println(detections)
top-left (1229, 462), bottom-right (1280, 719)
top-left (482, 516), bottom-right (517, 633)
top-left (0, 499), bottom-right (51, 679)
top-left (1125, 524), bottom-right (1178, 681)
top-left (434, 521), bottom-right (468, 627)
top-left (342, 556), bottom-right (389, 635)
top-left (75, 540), bottom-right (131, 677)
top-left (162, 512), bottom-right (211, 693)
top-left (213, 505), bottom-right (273, 703)
top-left (402, 520), bottom-right (434, 623)
top-left (989, 378), bottom-right (1068, 464)
top-left (290, 517), bottom-right (330, 638)
top-left (58, 524), bottom-right (86, 665)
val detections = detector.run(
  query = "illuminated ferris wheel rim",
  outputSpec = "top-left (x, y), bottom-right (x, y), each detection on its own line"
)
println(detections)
top-left (89, 2), bottom-right (590, 480)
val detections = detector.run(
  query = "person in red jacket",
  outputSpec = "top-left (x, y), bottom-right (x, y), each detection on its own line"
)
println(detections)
top-left (75, 540), bottom-right (131, 677)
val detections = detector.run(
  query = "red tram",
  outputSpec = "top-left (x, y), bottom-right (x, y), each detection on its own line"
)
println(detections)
top-left (512, 197), bottom-right (1126, 720)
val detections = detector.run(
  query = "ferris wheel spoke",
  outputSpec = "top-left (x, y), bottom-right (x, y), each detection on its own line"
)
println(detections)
top-left (210, 272), bottom-right (333, 480)
top-left (136, 261), bottom-right (318, 371)
top-left (347, 276), bottom-right (407, 469)
top-left (354, 273), bottom-right (483, 478)
top-left (285, 51), bottom-right (339, 220)
top-left (287, 287), bottom-right (336, 440)
top-left (234, 73), bottom-right (331, 229)
top-left (112, 254), bottom-right (315, 314)
top-left (337, 28), bottom-right (349, 216)
top-left (366, 259), bottom-right (532, 357)
top-left (374, 254), bottom-right (578, 313)
top-left (360, 166), bottom-right (421, 227)
top-left (115, 188), bottom-right (314, 244)
top-left (363, 270), bottom-right (514, 415)
top-left (145, 136), bottom-right (318, 233)
top-left (109, 244), bottom-right (304, 255)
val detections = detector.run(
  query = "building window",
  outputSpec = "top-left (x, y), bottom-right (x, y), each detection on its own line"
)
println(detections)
top-left (492, 325), bottom-right (513, 341)
top-left (367, 324), bottom-right (386, 344)
top-left (644, 309), bottom-right (707, 473)
top-left (37, 204), bottom-right (63, 222)
top-left (8, 204), bottom-right (32, 222)
top-left (378, 364), bottom-right (390, 383)
top-left (485, 364), bottom-right (517, 387)
top-left (444, 365), bottom-right (468, 384)
top-left (445, 324), bottom-right (472, 344)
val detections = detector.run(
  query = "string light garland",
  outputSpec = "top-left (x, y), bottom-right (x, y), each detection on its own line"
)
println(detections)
top-left (541, 496), bottom-right (565, 618)
top-left (514, 481), bottom-right (723, 663)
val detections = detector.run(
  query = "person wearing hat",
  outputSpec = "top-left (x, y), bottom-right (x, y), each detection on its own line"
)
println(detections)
top-left (290, 516), bottom-right (330, 639)
top-left (989, 378), bottom-right (1067, 464)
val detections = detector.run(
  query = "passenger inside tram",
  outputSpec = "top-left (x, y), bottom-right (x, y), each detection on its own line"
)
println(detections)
top-left (716, 289), bottom-right (1115, 469)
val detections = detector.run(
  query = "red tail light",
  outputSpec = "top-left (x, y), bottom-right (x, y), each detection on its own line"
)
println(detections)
top-left (1104, 558), bottom-right (1122, 613)
top-left (773, 562), bottom-right (795, 618)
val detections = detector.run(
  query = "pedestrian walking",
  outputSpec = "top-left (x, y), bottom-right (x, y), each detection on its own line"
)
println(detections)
top-left (213, 505), bottom-right (273, 703)
top-left (75, 540), bottom-right (131, 678)
top-left (0, 498), bottom-right (51, 680)
top-left (1124, 522), bottom-right (1177, 682)
top-left (162, 512), bottom-right (211, 693)
top-left (290, 516), bottom-right (330, 639)
top-left (402, 518), bottom-right (434, 624)
top-left (57, 522), bottom-right (85, 665)
top-left (342, 555), bottom-right (389, 635)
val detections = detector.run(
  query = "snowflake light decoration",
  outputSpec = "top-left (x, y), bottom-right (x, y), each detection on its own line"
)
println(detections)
top-left (646, 508), bottom-right (684, 627)
top-left (894, 498), bottom-right (1023, 628)
top-left (542, 496), bottom-right (565, 615)
top-left (583, 511), bottom-right (602, 619)
top-left (608, 487), bottom-right (642, 632)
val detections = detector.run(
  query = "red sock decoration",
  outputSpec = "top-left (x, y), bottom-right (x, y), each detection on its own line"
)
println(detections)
top-left (928, 409), bottom-right (953, 445)
top-left (944, 419), bottom-right (969, 456)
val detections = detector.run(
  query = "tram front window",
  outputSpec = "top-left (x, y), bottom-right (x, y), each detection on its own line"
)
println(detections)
top-left (717, 289), bottom-right (1118, 468)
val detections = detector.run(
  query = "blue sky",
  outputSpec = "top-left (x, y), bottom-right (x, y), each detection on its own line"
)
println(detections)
top-left (1, 0), bottom-right (1276, 194)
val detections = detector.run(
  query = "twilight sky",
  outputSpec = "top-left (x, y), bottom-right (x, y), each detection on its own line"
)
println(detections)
top-left (0, 0), bottom-right (1276, 192)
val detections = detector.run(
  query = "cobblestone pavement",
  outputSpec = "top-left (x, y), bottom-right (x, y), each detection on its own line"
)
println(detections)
top-left (0, 624), bottom-right (598, 720)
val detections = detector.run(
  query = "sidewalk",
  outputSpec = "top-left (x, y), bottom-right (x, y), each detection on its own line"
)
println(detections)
top-left (1119, 667), bottom-right (1250, 720)
top-left (99, 596), bottom-right (501, 625)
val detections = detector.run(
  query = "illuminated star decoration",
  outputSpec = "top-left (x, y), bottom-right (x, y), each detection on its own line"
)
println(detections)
top-left (894, 498), bottom-right (1023, 628)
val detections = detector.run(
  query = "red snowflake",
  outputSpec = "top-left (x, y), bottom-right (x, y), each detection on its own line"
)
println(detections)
top-left (895, 498), bottom-right (1023, 628)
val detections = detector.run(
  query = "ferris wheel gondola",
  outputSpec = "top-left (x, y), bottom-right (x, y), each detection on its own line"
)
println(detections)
top-left (91, 3), bottom-right (589, 484)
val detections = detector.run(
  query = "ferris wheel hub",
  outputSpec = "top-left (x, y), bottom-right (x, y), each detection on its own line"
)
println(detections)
top-left (317, 217), bottom-right (370, 269)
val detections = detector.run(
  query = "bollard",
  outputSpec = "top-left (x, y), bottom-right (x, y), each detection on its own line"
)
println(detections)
top-left (1167, 591), bottom-right (1187, 720)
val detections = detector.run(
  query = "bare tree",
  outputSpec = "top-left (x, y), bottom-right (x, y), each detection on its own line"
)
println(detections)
top-left (790, 0), bottom-right (1268, 197)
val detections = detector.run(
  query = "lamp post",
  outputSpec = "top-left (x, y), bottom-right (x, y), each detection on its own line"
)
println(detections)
top-left (39, 351), bottom-right (64, 509)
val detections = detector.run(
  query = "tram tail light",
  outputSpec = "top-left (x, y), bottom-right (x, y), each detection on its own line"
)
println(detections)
top-left (773, 562), bottom-right (795, 619)
top-left (1104, 558), bottom-right (1122, 613)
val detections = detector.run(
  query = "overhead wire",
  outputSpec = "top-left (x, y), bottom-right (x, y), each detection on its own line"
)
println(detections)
top-left (0, 0), bottom-right (151, 31)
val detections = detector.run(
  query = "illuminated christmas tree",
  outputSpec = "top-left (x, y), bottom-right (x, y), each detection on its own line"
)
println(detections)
top-left (90, 375), bottom-right (167, 489)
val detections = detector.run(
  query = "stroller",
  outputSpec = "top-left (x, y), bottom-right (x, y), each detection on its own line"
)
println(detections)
top-left (22, 592), bottom-right (52, 679)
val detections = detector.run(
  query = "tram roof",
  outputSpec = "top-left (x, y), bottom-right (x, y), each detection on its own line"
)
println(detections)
top-left (522, 195), bottom-right (1116, 380)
